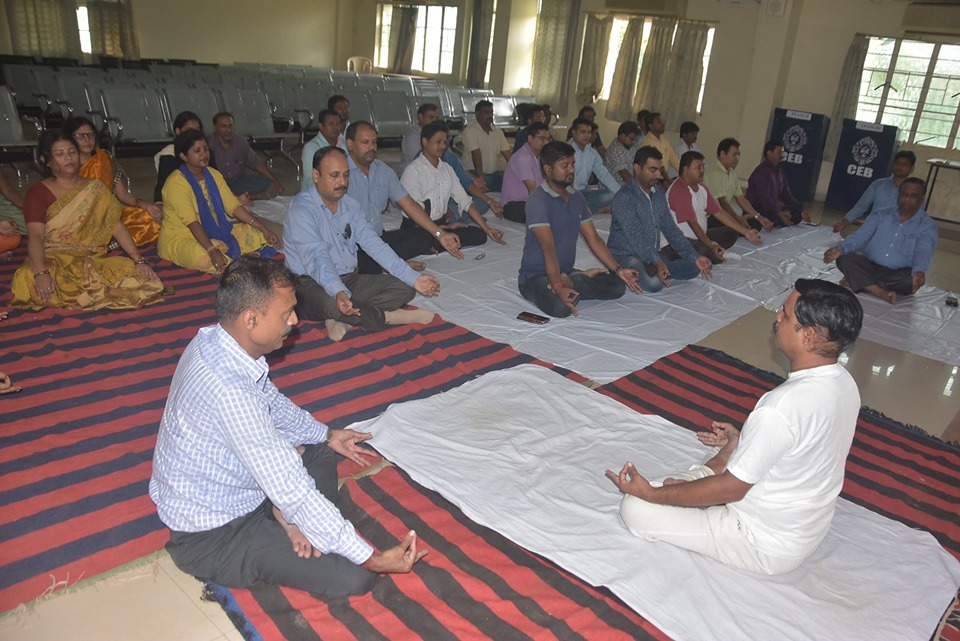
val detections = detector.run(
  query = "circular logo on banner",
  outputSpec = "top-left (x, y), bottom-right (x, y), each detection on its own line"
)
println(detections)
top-left (783, 125), bottom-right (808, 152)
top-left (851, 137), bottom-right (879, 165)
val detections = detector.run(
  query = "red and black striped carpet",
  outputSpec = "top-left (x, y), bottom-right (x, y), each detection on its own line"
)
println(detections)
top-left (0, 248), bottom-right (566, 614)
top-left (214, 344), bottom-right (959, 641)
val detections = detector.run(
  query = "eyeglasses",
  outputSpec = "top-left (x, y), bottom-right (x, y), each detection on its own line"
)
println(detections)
top-left (342, 223), bottom-right (352, 240)
top-left (74, 133), bottom-right (95, 140)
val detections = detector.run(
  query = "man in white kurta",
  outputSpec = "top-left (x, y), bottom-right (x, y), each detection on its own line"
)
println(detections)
top-left (606, 278), bottom-right (864, 575)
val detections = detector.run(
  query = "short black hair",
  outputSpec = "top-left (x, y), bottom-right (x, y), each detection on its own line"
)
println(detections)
top-left (420, 120), bottom-right (449, 143)
top-left (173, 128), bottom-right (206, 161)
top-left (317, 109), bottom-right (341, 126)
top-left (62, 116), bottom-right (97, 140)
top-left (643, 111), bottom-right (661, 129)
top-left (345, 120), bottom-right (376, 141)
top-left (764, 139), bottom-right (785, 156)
top-left (417, 102), bottom-right (439, 115)
top-left (474, 99), bottom-right (493, 113)
top-left (526, 122), bottom-right (550, 140)
top-left (216, 256), bottom-right (297, 323)
top-left (578, 105), bottom-right (596, 119)
top-left (312, 145), bottom-right (347, 170)
top-left (636, 109), bottom-right (650, 125)
top-left (894, 150), bottom-right (917, 166)
top-left (793, 278), bottom-right (863, 358)
top-left (524, 103), bottom-right (544, 124)
top-left (212, 111), bottom-right (233, 126)
top-left (570, 117), bottom-right (593, 131)
top-left (37, 129), bottom-right (78, 176)
top-left (899, 176), bottom-right (927, 195)
top-left (617, 121), bottom-right (640, 137)
top-left (633, 145), bottom-right (663, 167)
top-left (540, 140), bottom-right (575, 171)
top-left (327, 95), bottom-right (349, 110)
top-left (680, 121), bottom-right (700, 136)
top-left (679, 150), bottom-right (706, 173)
top-left (717, 137), bottom-right (740, 156)
top-left (173, 110), bottom-right (202, 132)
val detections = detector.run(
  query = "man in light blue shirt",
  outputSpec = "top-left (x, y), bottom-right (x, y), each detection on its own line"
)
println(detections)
top-left (150, 257), bottom-right (427, 599)
top-left (346, 120), bottom-right (463, 274)
top-left (824, 177), bottom-right (938, 304)
top-left (570, 117), bottom-right (621, 213)
top-left (284, 147), bottom-right (440, 341)
top-left (300, 109), bottom-right (347, 192)
top-left (833, 150), bottom-right (915, 233)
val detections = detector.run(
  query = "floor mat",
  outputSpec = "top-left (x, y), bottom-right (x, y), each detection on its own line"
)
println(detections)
top-left (0, 248), bottom-right (562, 615)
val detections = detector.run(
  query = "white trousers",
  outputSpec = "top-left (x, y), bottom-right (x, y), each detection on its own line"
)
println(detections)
top-left (619, 465), bottom-right (803, 576)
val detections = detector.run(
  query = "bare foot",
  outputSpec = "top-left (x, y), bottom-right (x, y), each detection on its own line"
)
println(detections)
top-left (662, 477), bottom-right (686, 486)
top-left (865, 284), bottom-right (896, 304)
top-left (384, 308), bottom-right (435, 326)
top-left (273, 505), bottom-right (321, 558)
top-left (839, 277), bottom-right (849, 288)
top-left (406, 259), bottom-right (426, 271)
top-left (324, 318), bottom-right (350, 341)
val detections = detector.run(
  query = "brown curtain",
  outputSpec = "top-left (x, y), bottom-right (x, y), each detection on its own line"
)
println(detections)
top-left (531, 0), bottom-right (582, 108)
top-left (575, 14), bottom-right (613, 107)
top-left (390, 6), bottom-right (419, 74)
top-left (466, 0), bottom-right (496, 88)
top-left (86, 0), bottom-right (140, 59)
top-left (5, 0), bottom-right (82, 58)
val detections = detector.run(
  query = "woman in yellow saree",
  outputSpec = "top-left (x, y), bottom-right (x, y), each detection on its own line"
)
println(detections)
top-left (64, 117), bottom-right (162, 246)
top-left (10, 130), bottom-right (164, 310)
top-left (159, 129), bottom-right (280, 274)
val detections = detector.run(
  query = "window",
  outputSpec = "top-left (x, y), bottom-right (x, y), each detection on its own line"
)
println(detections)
top-left (596, 17), bottom-right (715, 114)
top-left (77, 6), bottom-right (92, 54)
top-left (483, 0), bottom-right (498, 85)
top-left (856, 36), bottom-right (960, 150)
top-left (375, 3), bottom-right (459, 76)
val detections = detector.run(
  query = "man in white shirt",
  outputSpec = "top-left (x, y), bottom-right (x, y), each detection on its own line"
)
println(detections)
top-left (570, 117), bottom-right (621, 213)
top-left (606, 278), bottom-right (863, 575)
top-left (151, 257), bottom-right (427, 599)
top-left (401, 121), bottom-right (505, 250)
top-left (460, 100), bottom-right (512, 192)
top-left (398, 102), bottom-right (439, 176)
top-left (674, 121), bottom-right (702, 158)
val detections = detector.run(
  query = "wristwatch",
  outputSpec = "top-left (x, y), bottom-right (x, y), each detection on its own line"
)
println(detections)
top-left (434, 228), bottom-right (442, 238)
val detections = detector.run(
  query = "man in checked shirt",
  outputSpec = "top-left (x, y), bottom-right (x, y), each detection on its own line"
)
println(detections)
top-left (149, 256), bottom-right (426, 597)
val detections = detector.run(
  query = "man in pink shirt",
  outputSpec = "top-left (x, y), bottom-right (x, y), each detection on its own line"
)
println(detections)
top-left (501, 123), bottom-right (551, 223)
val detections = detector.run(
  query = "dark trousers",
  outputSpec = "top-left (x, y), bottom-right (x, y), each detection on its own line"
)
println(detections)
top-left (295, 272), bottom-right (415, 332)
top-left (518, 271), bottom-right (626, 318)
top-left (166, 444), bottom-right (376, 598)
top-left (503, 201), bottom-right (527, 224)
top-left (836, 253), bottom-right (913, 295)
top-left (660, 227), bottom-right (735, 265)
top-left (357, 229), bottom-right (435, 275)
top-left (399, 215), bottom-right (487, 251)
top-left (761, 201), bottom-right (804, 227)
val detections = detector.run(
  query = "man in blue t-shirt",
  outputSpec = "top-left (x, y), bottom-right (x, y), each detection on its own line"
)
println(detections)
top-left (517, 141), bottom-right (640, 318)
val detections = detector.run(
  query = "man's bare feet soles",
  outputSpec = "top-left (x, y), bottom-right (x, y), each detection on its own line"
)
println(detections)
top-left (273, 505), bottom-right (321, 558)
top-left (325, 319), bottom-right (350, 341)
top-left (662, 477), bottom-right (686, 486)
top-left (865, 284), bottom-right (897, 304)
top-left (406, 260), bottom-right (426, 271)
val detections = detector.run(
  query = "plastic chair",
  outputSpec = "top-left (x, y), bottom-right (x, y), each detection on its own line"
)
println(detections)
top-left (346, 56), bottom-right (373, 73)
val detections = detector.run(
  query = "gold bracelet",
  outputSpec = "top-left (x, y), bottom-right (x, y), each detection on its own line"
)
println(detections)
top-left (134, 258), bottom-right (147, 265)
top-left (34, 269), bottom-right (50, 277)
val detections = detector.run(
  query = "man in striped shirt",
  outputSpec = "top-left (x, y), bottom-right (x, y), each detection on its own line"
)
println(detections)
top-left (149, 257), bottom-right (426, 598)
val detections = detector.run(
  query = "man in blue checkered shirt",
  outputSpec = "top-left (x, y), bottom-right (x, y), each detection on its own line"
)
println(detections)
top-left (149, 256), bottom-right (426, 597)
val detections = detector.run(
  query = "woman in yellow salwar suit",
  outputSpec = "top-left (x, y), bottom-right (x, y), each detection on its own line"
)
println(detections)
top-left (63, 117), bottom-right (162, 246)
top-left (159, 129), bottom-right (280, 274)
top-left (10, 131), bottom-right (164, 310)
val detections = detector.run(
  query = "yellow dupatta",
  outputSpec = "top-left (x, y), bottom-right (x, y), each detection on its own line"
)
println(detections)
top-left (10, 180), bottom-right (164, 310)
top-left (80, 147), bottom-right (160, 246)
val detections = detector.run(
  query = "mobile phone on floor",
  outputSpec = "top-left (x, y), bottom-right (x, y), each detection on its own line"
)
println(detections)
top-left (946, 296), bottom-right (958, 308)
top-left (517, 311), bottom-right (550, 325)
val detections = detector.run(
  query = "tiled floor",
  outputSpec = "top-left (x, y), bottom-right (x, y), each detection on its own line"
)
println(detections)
top-left (2, 148), bottom-right (958, 639)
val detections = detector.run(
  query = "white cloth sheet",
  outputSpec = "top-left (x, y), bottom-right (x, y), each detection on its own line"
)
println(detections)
top-left (358, 365), bottom-right (960, 641)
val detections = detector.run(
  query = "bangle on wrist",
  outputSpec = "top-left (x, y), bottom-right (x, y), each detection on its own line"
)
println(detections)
top-left (610, 264), bottom-right (622, 275)
top-left (552, 281), bottom-right (565, 292)
top-left (35, 269), bottom-right (50, 277)
top-left (134, 258), bottom-right (147, 265)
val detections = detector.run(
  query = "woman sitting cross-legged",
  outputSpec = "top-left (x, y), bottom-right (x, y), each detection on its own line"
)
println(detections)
top-left (64, 116), bottom-right (163, 246)
top-left (10, 130), bottom-right (164, 310)
top-left (159, 129), bottom-right (280, 274)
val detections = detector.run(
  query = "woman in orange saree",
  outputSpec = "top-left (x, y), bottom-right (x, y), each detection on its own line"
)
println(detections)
top-left (64, 116), bottom-right (162, 246)
top-left (10, 131), bottom-right (164, 310)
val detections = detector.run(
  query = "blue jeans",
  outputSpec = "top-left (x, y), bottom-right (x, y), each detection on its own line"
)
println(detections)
top-left (518, 271), bottom-right (626, 318)
top-left (617, 253), bottom-right (699, 293)
top-left (226, 174), bottom-right (272, 196)
top-left (582, 186), bottom-right (617, 212)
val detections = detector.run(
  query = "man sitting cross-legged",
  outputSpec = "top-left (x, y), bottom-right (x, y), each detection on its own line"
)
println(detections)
top-left (150, 256), bottom-right (427, 600)
top-left (401, 121), bottom-right (505, 250)
top-left (823, 177), bottom-right (938, 304)
top-left (517, 141), bottom-right (640, 318)
top-left (344, 120), bottom-right (464, 273)
top-left (284, 147), bottom-right (440, 341)
top-left (832, 150), bottom-right (916, 233)
top-left (607, 146), bottom-right (713, 293)
top-left (606, 278), bottom-right (863, 575)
